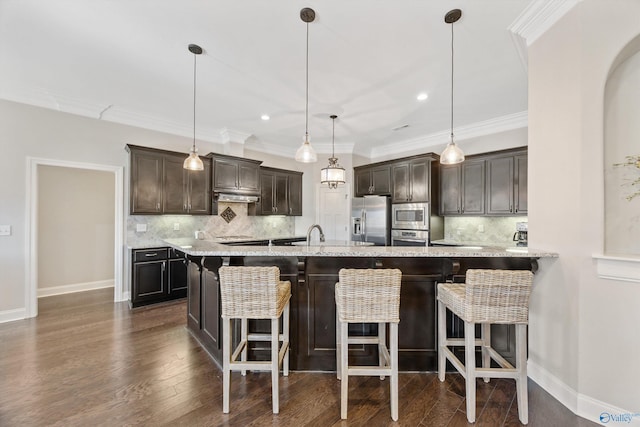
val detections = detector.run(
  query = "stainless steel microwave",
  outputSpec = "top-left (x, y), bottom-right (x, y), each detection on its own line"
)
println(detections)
top-left (391, 202), bottom-right (429, 230)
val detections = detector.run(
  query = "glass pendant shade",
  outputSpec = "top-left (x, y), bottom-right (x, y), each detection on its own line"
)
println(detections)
top-left (295, 133), bottom-right (317, 163)
top-left (440, 136), bottom-right (465, 165)
top-left (183, 146), bottom-right (204, 170)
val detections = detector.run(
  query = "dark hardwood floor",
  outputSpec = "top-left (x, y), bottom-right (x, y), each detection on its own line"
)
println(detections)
top-left (0, 288), bottom-right (596, 426)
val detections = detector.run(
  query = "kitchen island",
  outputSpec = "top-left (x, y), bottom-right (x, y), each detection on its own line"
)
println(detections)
top-left (164, 238), bottom-right (556, 372)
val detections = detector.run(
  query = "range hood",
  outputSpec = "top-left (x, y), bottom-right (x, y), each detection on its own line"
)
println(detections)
top-left (215, 193), bottom-right (259, 203)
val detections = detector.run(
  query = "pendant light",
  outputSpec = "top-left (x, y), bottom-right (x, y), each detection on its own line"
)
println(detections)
top-left (320, 115), bottom-right (346, 189)
top-left (440, 9), bottom-right (465, 165)
top-left (184, 44), bottom-right (205, 171)
top-left (295, 8), bottom-right (317, 163)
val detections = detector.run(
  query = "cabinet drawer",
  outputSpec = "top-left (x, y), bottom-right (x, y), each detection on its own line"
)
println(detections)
top-left (134, 248), bottom-right (168, 262)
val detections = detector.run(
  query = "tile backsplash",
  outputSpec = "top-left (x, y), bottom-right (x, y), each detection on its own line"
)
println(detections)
top-left (127, 202), bottom-right (295, 245)
top-left (443, 216), bottom-right (526, 245)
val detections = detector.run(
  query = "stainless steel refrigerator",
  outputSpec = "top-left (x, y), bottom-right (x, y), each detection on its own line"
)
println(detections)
top-left (351, 195), bottom-right (391, 246)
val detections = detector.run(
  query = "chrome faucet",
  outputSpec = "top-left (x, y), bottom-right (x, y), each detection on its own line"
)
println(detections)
top-left (306, 224), bottom-right (325, 246)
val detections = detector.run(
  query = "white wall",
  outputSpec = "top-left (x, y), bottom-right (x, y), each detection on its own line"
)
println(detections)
top-left (528, 0), bottom-right (640, 419)
top-left (0, 99), bottom-right (217, 316)
top-left (38, 165), bottom-right (115, 290)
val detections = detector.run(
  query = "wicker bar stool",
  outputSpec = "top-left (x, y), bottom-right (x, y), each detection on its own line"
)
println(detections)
top-left (437, 269), bottom-right (534, 424)
top-left (218, 266), bottom-right (291, 414)
top-left (335, 268), bottom-right (402, 421)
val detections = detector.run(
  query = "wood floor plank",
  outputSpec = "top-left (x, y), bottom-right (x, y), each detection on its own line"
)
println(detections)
top-left (0, 289), bottom-right (599, 427)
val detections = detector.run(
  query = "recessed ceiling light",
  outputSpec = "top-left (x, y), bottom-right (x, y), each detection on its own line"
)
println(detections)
top-left (417, 93), bottom-right (428, 101)
top-left (261, 114), bottom-right (270, 121)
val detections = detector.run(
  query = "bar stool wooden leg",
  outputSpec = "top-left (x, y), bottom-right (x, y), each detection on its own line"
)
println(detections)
top-left (336, 310), bottom-right (341, 380)
top-left (241, 318), bottom-right (248, 376)
top-left (464, 321), bottom-right (476, 423)
top-left (437, 299), bottom-right (446, 382)
top-left (390, 322), bottom-right (399, 421)
top-left (283, 300), bottom-right (290, 376)
top-left (481, 323), bottom-right (491, 383)
top-left (340, 321), bottom-right (349, 419)
top-left (378, 322), bottom-right (386, 380)
top-left (271, 318), bottom-right (280, 414)
top-left (222, 317), bottom-right (232, 414)
top-left (516, 324), bottom-right (528, 425)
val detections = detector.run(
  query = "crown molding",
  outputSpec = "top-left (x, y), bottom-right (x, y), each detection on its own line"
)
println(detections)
top-left (0, 86), bottom-right (224, 143)
top-left (370, 111), bottom-right (528, 159)
top-left (219, 128), bottom-right (252, 144)
top-left (509, 0), bottom-right (582, 46)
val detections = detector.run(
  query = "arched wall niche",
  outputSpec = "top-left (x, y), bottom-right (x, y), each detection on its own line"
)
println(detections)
top-left (604, 33), bottom-right (640, 256)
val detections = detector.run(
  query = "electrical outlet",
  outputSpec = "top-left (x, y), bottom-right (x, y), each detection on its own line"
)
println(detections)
top-left (136, 223), bottom-right (147, 232)
top-left (477, 224), bottom-right (484, 233)
top-left (0, 225), bottom-right (11, 236)
top-left (173, 223), bottom-right (180, 231)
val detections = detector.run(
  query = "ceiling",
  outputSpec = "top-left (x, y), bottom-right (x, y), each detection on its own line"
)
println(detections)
top-left (0, 0), bottom-right (531, 159)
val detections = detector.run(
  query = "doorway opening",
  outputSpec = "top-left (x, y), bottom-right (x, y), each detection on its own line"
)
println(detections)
top-left (25, 158), bottom-right (124, 318)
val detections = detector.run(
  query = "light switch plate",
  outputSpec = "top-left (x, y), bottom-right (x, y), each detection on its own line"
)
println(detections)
top-left (136, 223), bottom-right (147, 232)
top-left (0, 225), bottom-right (11, 236)
top-left (173, 223), bottom-right (180, 231)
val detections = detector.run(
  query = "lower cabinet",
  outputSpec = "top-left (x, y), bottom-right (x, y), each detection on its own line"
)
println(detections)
top-left (298, 257), bottom-right (446, 371)
top-left (187, 256), bottom-right (224, 362)
top-left (131, 247), bottom-right (187, 308)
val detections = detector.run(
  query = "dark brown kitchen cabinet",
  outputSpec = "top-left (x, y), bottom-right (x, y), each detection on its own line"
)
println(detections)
top-left (187, 256), bottom-right (224, 362)
top-left (287, 171), bottom-right (303, 215)
top-left (131, 247), bottom-right (187, 308)
top-left (514, 154), bottom-right (528, 214)
top-left (211, 154), bottom-right (261, 195)
top-left (129, 148), bottom-right (164, 214)
top-left (297, 257), bottom-right (445, 371)
top-left (391, 157), bottom-right (431, 203)
top-left (162, 154), bottom-right (212, 215)
top-left (253, 167), bottom-right (303, 216)
top-left (127, 145), bottom-right (210, 215)
top-left (440, 159), bottom-right (485, 215)
top-left (485, 151), bottom-right (527, 215)
top-left (354, 164), bottom-right (391, 196)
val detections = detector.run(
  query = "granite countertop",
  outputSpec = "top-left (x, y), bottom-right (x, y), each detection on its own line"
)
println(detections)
top-left (163, 237), bottom-right (557, 258)
top-left (127, 235), bottom-right (306, 249)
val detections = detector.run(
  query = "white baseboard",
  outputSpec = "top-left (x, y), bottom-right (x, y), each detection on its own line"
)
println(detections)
top-left (37, 280), bottom-right (114, 298)
top-left (529, 360), bottom-right (640, 426)
top-left (0, 308), bottom-right (27, 324)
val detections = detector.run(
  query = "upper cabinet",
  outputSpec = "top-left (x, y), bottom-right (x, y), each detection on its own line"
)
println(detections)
top-left (391, 156), bottom-right (432, 203)
top-left (439, 147), bottom-right (527, 216)
top-left (129, 147), bottom-right (164, 214)
top-left (354, 164), bottom-right (391, 196)
top-left (252, 167), bottom-right (303, 216)
top-left (514, 154), bottom-right (528, 214)
top-left (127, 145), bottom-right (211, 215)
top-left (210, 154), bottom-right (261, 195)
top-left (439, 159), bottom-right (485, 215)
top-left (162, 153), bottom-right (211, 215)
top-left (485, 150), bottom-right (527, 215)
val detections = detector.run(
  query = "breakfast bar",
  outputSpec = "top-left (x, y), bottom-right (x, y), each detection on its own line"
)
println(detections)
top-left (164, 238), bottom-right (556, 372)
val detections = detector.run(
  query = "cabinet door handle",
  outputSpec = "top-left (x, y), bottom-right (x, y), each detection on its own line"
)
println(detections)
top-left (162, 261), bottom-right (166, 272)
top-left (156, 202), bottom-right (160, 210)
top-left (145, 253), bottom-right (158, 257)
top-left (183, 203), bottom-right (187, 210)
